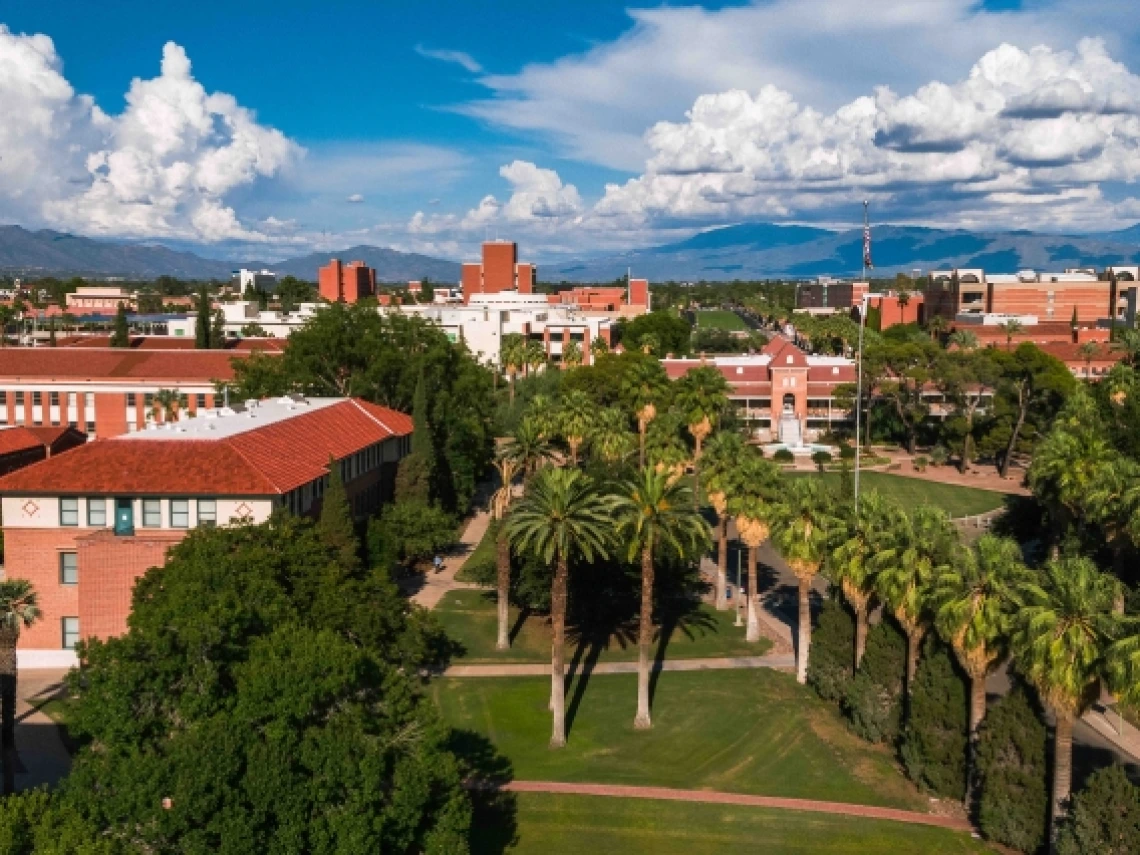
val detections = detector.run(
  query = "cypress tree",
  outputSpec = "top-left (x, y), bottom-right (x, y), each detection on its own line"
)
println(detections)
top-left (900, 636), bottom-right (968, 799)
top-left (110, 303), bottom-right (130, 348)
top-left (395, 371), bottom-right (433, 503)
top-left (211, 309), bottom-right (226, 348)
top-left (1056, 765), bottom-right (1140, 855)
top-left (842, 618), bottom-right (906, 743)
top-left (194, 288), bottom-right (210, 349)
top-left (807, 598), bottom-right (855, 703)
top-left (318, 455), bottom-right (360, 571)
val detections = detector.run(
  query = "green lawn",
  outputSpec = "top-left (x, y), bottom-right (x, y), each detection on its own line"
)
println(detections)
top-left (473, 793), bottom-right (994, 855)
top-left (796, 471), bottom-right (1008, 517)
top-left (695, 310), bottom-right (747, 331)
top-left (433, 669), bottom-right (924, 811)
top-left (436, 589), bottom-right (769, 663)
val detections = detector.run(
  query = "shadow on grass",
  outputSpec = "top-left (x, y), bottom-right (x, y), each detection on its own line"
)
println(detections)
top-left (509, 605), bottom-right (531, 646)
top-left (448, 729), bottom-right (518, 855)
top-left (649, 601), bottom-right (718, 710)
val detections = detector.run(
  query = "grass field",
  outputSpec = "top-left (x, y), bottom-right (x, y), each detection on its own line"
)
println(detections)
top-left (472, 793), bottom-right (993, 855)
top-left (695, 310), bottom-right (747, 331)
top-left (795, 471), bottom-right (1007, 517)
top-left (436, 590), bottom-right (769, 663)
top-left (433, 668), bottom-right (925, 810)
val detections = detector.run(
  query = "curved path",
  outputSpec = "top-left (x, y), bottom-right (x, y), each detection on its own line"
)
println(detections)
top-left (490, 781), bottom-right (973, 832)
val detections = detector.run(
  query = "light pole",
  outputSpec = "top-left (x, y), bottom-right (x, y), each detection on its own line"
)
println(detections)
top-left (734, 547), bottom-right (744, 627)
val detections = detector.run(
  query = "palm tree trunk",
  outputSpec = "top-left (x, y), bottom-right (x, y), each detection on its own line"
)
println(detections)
top-left (495, 528), bottom-right (511, 651)
top-left (639, 423), bottom-right (646, 470)
top-left (796, 574), bottom-right (812, 684)
top-left (0, 628), bottom-right (18, 795)
top-left (692, 435), bottom-right (703, 510)
top-left (1049, 712), bottom-right (1074, 852)
top-left (550, 556), bottom-right (569, 748)
top-left (509, 372), bottom-right (516, 406)
top-left (714, 517), bottom-right (728, 611)
top-left (965, 673), bottom-right (987, 799)
top-left (745, 545), bottom-right (760, 643)
top-left (999, 399), bottom-right (1027, 479)
top-left (635, 544), bottom-right (655, 729)
top-left (854, 605), bottom-right (868, 670)
top-left (905, 627), bottom-right (924, 695)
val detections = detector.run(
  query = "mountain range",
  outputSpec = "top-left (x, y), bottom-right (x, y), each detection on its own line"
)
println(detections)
top-left (1, 222), bottom-right (1138, 283)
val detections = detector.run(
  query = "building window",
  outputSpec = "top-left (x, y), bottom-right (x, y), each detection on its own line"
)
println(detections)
top-left (170, 499), bottom-right (189, 528)
top-left (49, 391), bottom-right (59, 407)
top-left (197, 394), bottom-right (206, 410)
top-left (15, 392), bottom-right (24, 406)
top-left (60, 498), bottom-right (79, 526)
top-left (87, 498), bottom-right (107, 526)
top-left (198, 499), bottom-right (217, 526)
top-left (61, 617), bottom-right (80, 650)
top-left (32, 391), bottom-right (42, 406)
top-left (85, 421), bottom-right (96, 437)
top-left (142, 499), bottom-right (161, 528)
top-left (126, 393), bottom-right (137, 407)
top-left (59, 552), bottom-right (78, 585)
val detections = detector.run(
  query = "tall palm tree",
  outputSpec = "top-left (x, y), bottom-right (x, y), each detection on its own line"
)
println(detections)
top-left (501, 333), bottom-right (527, 405)
top-left (508, 468), bottom-right (612, 747)
top-left (588, 407), bottom-right (636, 467)
top-left (874, 506), bottom-right (957, 694)
top-left (590, 336), bottom-right (610, 362)
top-left (503, 417), bottom-right (555, 477)
top-left (525, 395), bottom-right (558, 442)
top-left (1011, 556), bottom-right (1122, 848)
top-left (0, 579), bottom-right (41, 794)
top-left (556, 390), bottom-right (596, 466)
top-left (621, 359), bottom-right (671, 469)
top-left (771, 478), bottom-right (833, 684)
top-left (928, 314), bottom-right (948, 342)
top-left (562, 340), bottom-right (583, 369)
top-left (726, 454), bottom-right (781, 643)
top-left (524, 339), bottom-right (546, 377)
top-left (933, 534), bottom-right (1028, 788)
top-left (1076, 341), bottom-right (1099, 379)
top-left (153, 387), bottom-right (181, 423)
top-left (702, 431), bottom-right (747, 611)
top-left (830, 492), bottom-right (894, 668)
top-left (491, 455), bottom-right (520, 651)
top-left (947, 329), bottom-right (978, 352)
top-left (673, 365), bottom-right (731, 506)
top-left (1001, 319), bottom-right (1024, 350)
top-left (613, 469), bottom-right (710, 728)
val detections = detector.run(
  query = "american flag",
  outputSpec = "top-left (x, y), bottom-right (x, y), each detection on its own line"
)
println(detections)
top-left (862, 203), bottom-right (873, 270)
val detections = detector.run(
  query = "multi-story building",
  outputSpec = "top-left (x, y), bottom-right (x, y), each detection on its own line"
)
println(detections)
top-left (796, 279), bottom-right (869, 311)
top-left (663, 338), bottom-right (856, 443)
top-left (65, 286), bottom-right (136, 315)
top-left (318, 259), bottom-right (377, 304)
top-left (233, 269), bottom-right (277, 292)
top-left (0, 349), bottom-right (267, 439)
top-left (461, 241), bottom-right (535, 303)
top-left (167, 301), bottom-right (322, 340)
top-left (547, 280), bottom-right (650, 314)
top-left (0, 395), bottom-right (412, 667)
top-left (0, 425), bottom-right (87, 477)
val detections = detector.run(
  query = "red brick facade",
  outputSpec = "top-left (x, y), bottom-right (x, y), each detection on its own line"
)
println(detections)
top-left (4, 527), bottom-right (83, 650)
top-left (318, 259), bottom-right (377, 303)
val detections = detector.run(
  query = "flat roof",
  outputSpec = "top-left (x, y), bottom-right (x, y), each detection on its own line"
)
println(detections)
top-left (120, 397), bottom-right (342, 441)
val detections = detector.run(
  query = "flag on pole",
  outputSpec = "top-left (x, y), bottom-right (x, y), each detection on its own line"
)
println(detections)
top-left (862, 200), bottom-right (873, 270)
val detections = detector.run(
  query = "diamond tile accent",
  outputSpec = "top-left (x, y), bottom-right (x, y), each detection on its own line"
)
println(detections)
top-left (21, 500), bottom-right (39, 518)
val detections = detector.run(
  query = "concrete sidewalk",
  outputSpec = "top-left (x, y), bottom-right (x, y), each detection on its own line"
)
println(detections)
top-left (442, 653), bottom-right (795, 678)
top-left (399, 508), bottom-right (489, 610)
top-left (13, 668), bottom-right (72, 791)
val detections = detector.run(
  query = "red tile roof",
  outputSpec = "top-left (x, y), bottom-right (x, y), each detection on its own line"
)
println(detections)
top-left (1033, 342), bottom-right (1126, 366)
top-left (0, 348), bottom-right (254, 382)
top-left (0, 427), bottom-right (44, 457)
top-left (0, 399), bottom-right (412, 496)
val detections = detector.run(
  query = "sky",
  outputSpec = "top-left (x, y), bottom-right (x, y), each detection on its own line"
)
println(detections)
top-left (2, 0), bottom-right (1140, 263)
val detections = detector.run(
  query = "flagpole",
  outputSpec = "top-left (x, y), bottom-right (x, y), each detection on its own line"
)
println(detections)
top-left (862, 200), bottom-right (869, 282)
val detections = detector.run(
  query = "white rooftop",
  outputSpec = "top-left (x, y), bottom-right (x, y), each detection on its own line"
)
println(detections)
top-left (117, 396), bottom-right (342, 441)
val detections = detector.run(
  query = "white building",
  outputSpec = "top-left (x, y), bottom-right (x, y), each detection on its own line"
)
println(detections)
top-left (233, 269), bottom-right (277, 292)
top-left (168, 301), bottom-right (322, 339)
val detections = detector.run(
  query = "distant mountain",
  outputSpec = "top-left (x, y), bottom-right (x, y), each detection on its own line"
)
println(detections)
top-left (0, 225), bottom-right (460, 282)
top-left (546, 222), bottom-right (1140, 281)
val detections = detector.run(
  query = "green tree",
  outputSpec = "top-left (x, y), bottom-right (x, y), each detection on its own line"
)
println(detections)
top-left (317, 455), bottom-right (359, 570)
top-left (842, 618), bottom-right (906, 744)
top-left (194, 287), bottom-right (210, 349)
top-left (556, 389), bottom-right (596, 466)
top-left (975, 687), bottom-right (1049, 853)
top-left (590, 335), bottom-right (609, 361)
top-left (501, 333), bottom-right (527, 406)
top-left (1001, 319), bottom-right (1024, 350)
top-left (938, 348), bottom-right (999, 473)
top-left (807, 598), bottom-right (855, 703)
top-left (502, 417), bottom-right (554, 478)
top-left (726, 453), bottom-right (782, 643)
top-left (110, 302), bottom-right (130, 348)
top-left (771, 477), bottom-right (833, 684)
top-left (152, 387), bottom-right (181, 423)
top-left (613, 468), bottom-right (710, 728)
top-left (701, 430), bottom-right (746, 610)
top-left (491, 455), bottom-right (520, 651)
top-left (395, 371), bottom-right (434, 504)
top-left (0, 580), bottom-right (40, 794)
top-left (620, 310), bottom-right (692, 356)
top-left (672, 365), bottom-right (730, 505)
top-left (587, 406), bottom-right (636, 467)
top-left (507, 468), bottom-right (612, 747)
top-left (986, 344), bottom-right (1075, 478)
top-left (211, 308), bottom-right (226, 348)
top-left (899, 636), bottom-right (968, 800)
top-left (1055, 765), bottom-right (1140, 855)
top-left (524, 339), bottom-right (546, 376)
top-left (562, 339), bottom-right (583, 369)
top-left (369, 500), bottom-right (455, 570)
top-left (830, 492), bottom-right (894, 669)
top-left (419, 277), bottom-right (435, 303)
top-left (1011, 555), bottom-right (1122, 844)
top-left (621, 358), bottom-right (671, 468)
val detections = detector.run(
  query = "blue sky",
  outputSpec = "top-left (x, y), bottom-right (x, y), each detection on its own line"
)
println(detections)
top-left (1, 1), bottom-right (1139, 261)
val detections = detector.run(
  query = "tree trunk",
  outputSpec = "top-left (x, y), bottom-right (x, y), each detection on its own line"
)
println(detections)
top-left (692, 435), bottom-right (703, 509)
top-left (905, 628), bottom-right (924, 696)
top-left (714, 517), bottom-right (728, 611)
top-left (745, 545), bottom-right (760, 643)
top-left (495, 529), bottom-right (511, 651)
top-left (550, 556), bottom-right (569, 748)
top-left (509, 373), bottom-right (516, 406)
top-left (0, 628), bottom-right (18, 796)
top-left (796, 575), bottom-right (812, 684)
top-left (1049, 712), bottom-right (1074, 853)
top-left (639, 423), bottom-right (647, 470)
top-left (968, 674), bottom-right (986, 735)
top-left (635, 544), bottom-right (655, 729)
top-left (854, 605), bottom-right (869, 670)
top-left (999, 396), bottom-right (1027, 479)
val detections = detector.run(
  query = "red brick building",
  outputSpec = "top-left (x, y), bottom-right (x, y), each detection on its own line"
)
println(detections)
top-left (0, 396), bottom-right (412, 667)
top-left (318, 259), bottom-right (377, 303)
top-left (461, 241), bottom-right (537, 303)
top-left (0, 426), bottom-right (87, 477)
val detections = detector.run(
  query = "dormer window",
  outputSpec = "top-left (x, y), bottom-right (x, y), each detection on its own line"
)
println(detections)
top-left (786, 356), bottom-right (793, 364)
top-left (736, 367), bottom-right (744, 375)
top-left (832, 367), bottom-right (839, 375)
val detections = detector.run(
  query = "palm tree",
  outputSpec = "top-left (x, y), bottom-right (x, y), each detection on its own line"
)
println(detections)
top-left (525, 395), bottom-right (559, 442)
top-left (153, 387), bottom-right (181, 423)
top-left (491, 455), bottom-right (520, 651)
top-left (874, 506), bottom-right (956, 694)
top-left (673, 366), bottom-right (730, 506)
top-left (524, 339), bottom-right (546, 377)
top-left (590, 336), bottom-right (610, 362)
top-left (933, 534), bottom-right (1027, 787)
top-left (0, 579), bottom-right (41, 794)
top-left (702, 431), bottom-right (747, 610)
top-left (947, 329), bottom-right (978, 352)
top-left (503, 417), bottom-right (555, 477)
top-left (501, 333), bottom-right (527, 405)
top-left (562, 340), bottom-right (583, 369)
top-left (507, 468), bottom-right (612, 748)
top-left (726, 454), bottom-right (781, 643)
top-left (1001, 319), bottom-right (1023, 350)
top-left (771, 478), bottom-right (833, 684)
top-left (639, 333), bottom-right (660, 355)
top-left (613, 469), bottom-right (710, 728)
top-left (588, 407), bottom-right (636, 466)
top-left (621, 359), bottom-right (671, 468)
top-left (1076, 341), bottom-right (1099, 378)
top-left (1116, 328), bottom-right (1140, 367)
top-left (830, 492), bottom-right (893, 668)
top-left (556, 390), bottom-right (596, 466)
top-left (928, 315), bottom-right (948, 342)
top-left (1011, 556), bottom-right (1122, 847)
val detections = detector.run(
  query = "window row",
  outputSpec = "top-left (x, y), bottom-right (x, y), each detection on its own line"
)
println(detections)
top-left (59, 498), bottom-right (217, 528)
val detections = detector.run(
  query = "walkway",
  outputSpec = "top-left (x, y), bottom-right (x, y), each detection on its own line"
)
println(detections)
top-left (400, 508), bottom-right (490, 610)
top-left (443, 653), bottom-right (794, 678)
top-left (490, 781), bottom-right (973, 832)
top-left (13, 669), bottom-right (72, 791)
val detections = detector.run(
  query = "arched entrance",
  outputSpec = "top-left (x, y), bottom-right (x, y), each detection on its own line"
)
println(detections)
top-left (782, 393), bottom-right (796, 414)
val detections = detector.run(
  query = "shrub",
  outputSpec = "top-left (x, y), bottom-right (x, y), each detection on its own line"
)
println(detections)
top-left (773, 448), bottom-right (795, 464)
top-left (811, 450), bottom-right (833, 472)
top-left (807, 599), bottom-right (855, 703)
top-left (930, 445), bottom-right (949, 466)
top-left (899, 636), bottom-right (968, 799)
top-left (975, 687), bottom-right (1048, 853)
top-left (367, 500), bottom-right (456, 570)
top-left (843, 619), bottom-right (906, 744)
top-left (912, 455), bottom-right (929, 472)
top-left (1055, 764), bottom-right (1140, 855)
top-left (839, 444), bottom-right (857, 460)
